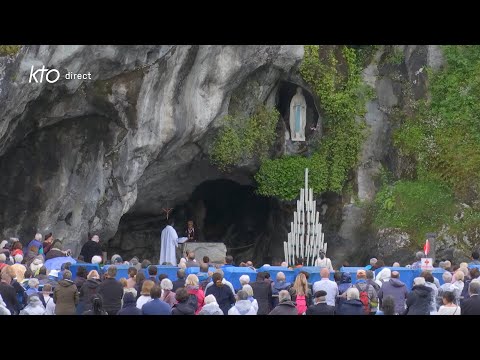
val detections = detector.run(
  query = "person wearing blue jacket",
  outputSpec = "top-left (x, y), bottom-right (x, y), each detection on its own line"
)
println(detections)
top-left (142, 286), bottom-right (171, 315)
top-left (337, 287), bottom-right (365, 315)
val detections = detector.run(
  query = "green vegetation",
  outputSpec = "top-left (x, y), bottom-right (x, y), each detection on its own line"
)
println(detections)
top-left (374, 180), bottom-right (456, 245)
top-left (0, 45), bottom-right (21, 57)
top-left (384, 46), bottom-right (404, 65)
top-left (374, 45), bottom-right (480, 244)
top-left (352, 45), bottom-right (380, 67)
top-left (210, 105), bottom-right (279, 171)
top-left (394, 45), bottom-right (480, 199)
top-left (255, 45), bottom-right (370, 200)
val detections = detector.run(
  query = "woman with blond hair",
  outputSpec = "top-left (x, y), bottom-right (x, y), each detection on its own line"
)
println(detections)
top-left (186, 274), bottom-right (205, 314)
top-left (242, 284), bottom-right (259, 313)
top-left (160, 278), bottom-right (176, 307)
top-left (78, 269), bottom-right (102, 314)
top-left (136, 280), bottom-right (155, 309)
top-left (120, 277), bottom-right (137, 299)
top-left (452, 270), bottom-right (465, 304)
top-left (289, 272), bottom-right (312, 314)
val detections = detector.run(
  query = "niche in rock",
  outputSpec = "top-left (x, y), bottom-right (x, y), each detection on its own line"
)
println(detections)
top-left (277, 81), bottom-right (320, 142)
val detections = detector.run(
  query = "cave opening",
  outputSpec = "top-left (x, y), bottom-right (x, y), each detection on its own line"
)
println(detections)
top-left (109, 178), bottom-right (288, 266)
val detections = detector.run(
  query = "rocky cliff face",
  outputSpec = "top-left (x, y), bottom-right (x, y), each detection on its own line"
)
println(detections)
top-left (0, 45), bottom-right (303, 256)
top-left (1, 44), bottom-right (462, 266)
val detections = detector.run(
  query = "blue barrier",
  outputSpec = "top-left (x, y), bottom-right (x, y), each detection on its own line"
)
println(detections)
top-left (69, 263), bottom-right (100, 280)
top-left (338, 267), bottom-right (445, 290)
top-left (257, 266), bottom-right (296, 283)
top-left (385, 267), bottom-right (417, 290)
top-left (45, 256), bottom-right (77, 272)
top-left (222, 267), bottom-right (257, 290)
top-left (102, 265), bottom-right (131, 281)
top-left (143, 266), bottom-right (180, 281)
top-left (185, 267), bottom-right (216, 275)
top-left (294, 267), bottom-right (335, 283)
top-left (430, 268), bottom-right (445, 286)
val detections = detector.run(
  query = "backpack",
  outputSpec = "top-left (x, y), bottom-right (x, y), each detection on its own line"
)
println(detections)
top-left (295, 294), bottom-right (308, 315)
top-left (355, 283), bottom-right (371, 314)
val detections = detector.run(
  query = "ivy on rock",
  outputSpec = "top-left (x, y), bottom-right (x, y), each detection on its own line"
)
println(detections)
top-left (256, 45), bottom-right (369, 200)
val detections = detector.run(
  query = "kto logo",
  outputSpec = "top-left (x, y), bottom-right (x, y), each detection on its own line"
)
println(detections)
top-left (29, 65), bottom-right (60, 83)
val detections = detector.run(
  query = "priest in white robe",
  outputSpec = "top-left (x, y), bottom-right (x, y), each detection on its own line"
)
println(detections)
top-left (159, 220), bottom-right (187, 266)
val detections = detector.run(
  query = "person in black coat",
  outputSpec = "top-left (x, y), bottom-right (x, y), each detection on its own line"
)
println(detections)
top-left (306, 291), bottom-right (335, 315)
top-left (78, 273), bottom-right (102, 314)
top-left (171, 288), bottom-right (195, 315)
top-left (205, 272), bottom-right (235, 315)
top-left (404, 277), bottom-right (432, 315)
top-left (268, 290), bottom-right (297, 315)
top-left (461, 281), bottom-right (480, 315)
top-left (79, 235), bottom-right (103, 263)
top-left (74, 266), bottom-right (88, 290)
top-left (117, 292), bottom-right (143, 315)
top-left (250, 272), bottom-right (273, 315)
top-left (0, 278), bottom-right (20, 314)
top-left (97, 266), bottom-right (123, 315)
top-left (172, 269), bottom-right (186, 292)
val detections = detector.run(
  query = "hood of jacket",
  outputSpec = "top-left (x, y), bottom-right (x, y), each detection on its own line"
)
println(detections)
top-left (28, 295), bottom-right (43, 307)
top-left (174, 301), bottom-right (195, 315)
top-left (341, 272), bottom-right (352, 284)
top-left (122, 292), bottom-right (136, 307)
top-left (58, 279), bottom-right (75, 288)
top-left (200, 302), bottom-right (223, 315)
top-left (234, 300), bottom-right (254, 314)
top-left (389, 278), bottom-right (406, 287)
top-left (86, 278), bottom-right (101, 288)
top-left (376, 268), bottom-right (392, 282)
top-left (273, 281), bottom-right (291, 291)
top-left (413, 284), bottom-right (432, 298)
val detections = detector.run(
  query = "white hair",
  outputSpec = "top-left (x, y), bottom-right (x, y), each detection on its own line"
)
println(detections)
top-left (91, 235), bottom-right (100, 243)
top-left (204, 294), bottom-right (217, 304)
top-left (414, 277), bottom-right (426, 286)
top-left (28, 278), bottom-right (39, 288)
top-left (160, 278), bottom-right (173, 291)
top-left (346, 287), bottom-right (360, 300)
top-left (0, 254), bottom-right (6, 262)
top-left (35, 233), bottom-right (42, 241)
top-left (280, 262), bottom-right (288, 267)
top-left (239, 275), bottom-right (250, 285)
top-left (392, 262), bottom-right (400, 267)
top-left (14, 254), bottom-right (23, 264)
top-left (91, 255), bottom-right (102, 264)
top-left (276, 272), bottom-right (286, 281)
top-left (442, 271), bottom-right (452, 282)
top-left (278, 290), bottom-right (291, 303)
top-left (242, 284), bottom-right (254, 297)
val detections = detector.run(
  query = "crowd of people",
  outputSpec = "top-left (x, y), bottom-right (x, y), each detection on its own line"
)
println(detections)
top-left (2, 233), bottom-right (480, 315)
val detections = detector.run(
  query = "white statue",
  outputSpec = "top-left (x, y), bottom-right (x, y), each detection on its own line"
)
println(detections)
top-left (289, 87), bottom-right (307, 141)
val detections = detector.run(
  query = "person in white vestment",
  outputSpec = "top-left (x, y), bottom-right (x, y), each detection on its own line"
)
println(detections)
top-left (159, 219), bottom-right (187, 266)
